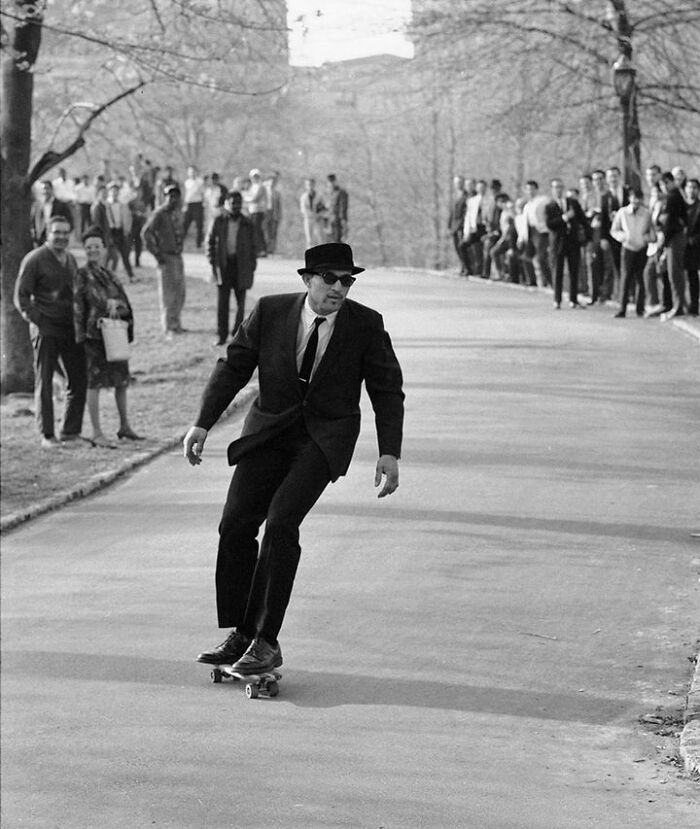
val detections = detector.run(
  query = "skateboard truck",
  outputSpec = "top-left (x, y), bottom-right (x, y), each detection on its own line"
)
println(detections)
top-left (210, 665), bottom-right (282, 699)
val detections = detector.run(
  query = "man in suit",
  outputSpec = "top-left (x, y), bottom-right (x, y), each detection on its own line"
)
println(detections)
top-left (206, 190), bottom-right (257, 346)
top-left (183, 242), bottom-right (404, 675)
top-left (684, 178), bottom-right (700, 317)
top-left (324, 174), bottom-right (349, 242)
top-left (30, 180), bottom-right (73, 247)
top-left (545, 178), bottom-right (588, 309)
top-left (105, 181), bottom-right (134, 281)
top-left (448, 176), bottom-right (468, 275)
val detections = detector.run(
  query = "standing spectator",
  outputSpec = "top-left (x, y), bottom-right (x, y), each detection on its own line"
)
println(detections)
top-left (73, 227), bottom-right (142, 447)
top-left (481, 179), bottom-right (502, 279)
top-left (522, 180), bottom-right (552, 288)
top-left (74, 174), bottom-right (95, 237)
top-left (605, 166), bottom-right (630, 211)
top-left (264, 171), bottom-right (283, 254)
top-left (89, 184), bottom-right (112, 253)
top-left (243, 169), bottom-right (268, 256)
top-left (206, 190), bottom-right (257, 346)
top-left (105, 181), bottom-right (134, 282)
top-left (586, 171), bottom-right (616, 304)
top-left (155, 166), bottom-right (179, 207)
top-left (490, 194), bottom-right (518, 282)
top-left (658, 171), bottom-right (688, 320)
top-left (143, 184), bottom-right (187, 338)
top-left (643, 182), bottom-right (672, 318)
top-left (13, 216), bottom-right (86, 447)
top-left (514, 197), bottom-right (537, 287)
top-left (672, 166), bottom-right (687, 191)
top-left (448, 175), bottom-right (468, 275)
top-left (300, 178), bottom-right (324, 247)
top-left (205, 172), bottom-right (226, 232)
top-left (324, 173), bottom-right (349, 242)
top-left (30, 180), bottom-right (73, 247)
top-left (610, 189), bottom-right (654, 318)
top-left (52, 168), bottom-right (77, 235)
top-left (684, 178), bottom-right (700, 317)
top-left (461, 179), bottom-right (488, 277)
top-left (578, 174), bottom-right (595, 296)
top-left (182, 165), bottom-right (205, 248)
top-left (545, 178), bottom-right (587, 309)
top-left (128, 178), bottom-right (148, 270)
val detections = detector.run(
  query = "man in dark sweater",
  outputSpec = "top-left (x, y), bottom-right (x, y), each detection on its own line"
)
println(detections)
top-left (14, 216), bottom-right (87, 447)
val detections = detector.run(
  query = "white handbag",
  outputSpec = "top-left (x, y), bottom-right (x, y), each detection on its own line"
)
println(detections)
top-left (98, 316), bottom-right (130, 362)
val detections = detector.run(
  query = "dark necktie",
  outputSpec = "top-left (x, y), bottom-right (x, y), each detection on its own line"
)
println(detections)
top-left (299, 316), bottom-right (325, 389)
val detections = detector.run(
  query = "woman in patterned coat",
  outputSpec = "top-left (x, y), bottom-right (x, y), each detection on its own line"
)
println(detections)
top-left (74, 226), bottom-right (142, 447)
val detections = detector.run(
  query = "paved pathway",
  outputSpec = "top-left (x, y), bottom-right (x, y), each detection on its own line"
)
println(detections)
top-left (2, 263), bottom-right (699, 827)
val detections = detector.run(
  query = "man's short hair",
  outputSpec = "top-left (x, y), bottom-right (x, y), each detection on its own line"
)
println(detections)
top-left (550, 177), bottom-right (563, 186)
top-left (495, 192), bottom-right (509, 203)
top-left (327, 174), bottom-right (337, 182)
top-left (591, 169), bottom-right (605, 179)
top-left (48, 215), bottom-right (70, 229)
top-left (490, 179), bottom-right (502, 190)
top-left (688, 178), bottom-right (700, 188)
top-left (525, 180), bottom-right (538, 189)
top-left (661, 171), bottom-right (675, 184)
top-left (605, 166), bottom-right (621, 175)
top-left (580, 173), bottom-right (592, 182)
top-left (631, 188), bottom-right (644, 199)
top-left (646, 164), bottom-right (661, 174)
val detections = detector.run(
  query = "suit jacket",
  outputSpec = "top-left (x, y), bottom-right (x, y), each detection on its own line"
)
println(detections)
top-left (89, 201), bottom-right (113, 247)
top-left (545, 197), bottom-right (588, 251)
top-left (30, 198), bottom-right (73, 246)
top-left (206, 213), bottom-right (257, 289)
top-left (195, 292), bottom-right (404, 481)
top-left (448, 192), bottom-right (467, 235)
top-left (684, 200), bottom-right (700, 268)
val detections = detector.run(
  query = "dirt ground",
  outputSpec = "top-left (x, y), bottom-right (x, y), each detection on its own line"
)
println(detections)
top-left (1, 262), bottom-right (227, 518)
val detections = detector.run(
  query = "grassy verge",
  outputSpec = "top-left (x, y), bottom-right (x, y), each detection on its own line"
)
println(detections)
top-left (1, 261), bottom-right (237, 524)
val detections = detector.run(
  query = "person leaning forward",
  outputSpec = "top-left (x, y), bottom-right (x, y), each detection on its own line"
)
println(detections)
top-left (183, 242), bottom-right (405, 675)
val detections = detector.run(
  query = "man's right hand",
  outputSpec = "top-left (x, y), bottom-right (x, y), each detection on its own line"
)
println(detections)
top-left (183, 426), bottom-right (208, 465)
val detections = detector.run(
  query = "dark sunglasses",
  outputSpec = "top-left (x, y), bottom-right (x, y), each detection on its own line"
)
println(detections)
top-left (315, 272), bottom-right (356, 288)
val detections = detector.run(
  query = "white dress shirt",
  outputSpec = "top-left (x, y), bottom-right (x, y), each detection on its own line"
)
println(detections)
top-left (296, 298), bottom-right (338, 379)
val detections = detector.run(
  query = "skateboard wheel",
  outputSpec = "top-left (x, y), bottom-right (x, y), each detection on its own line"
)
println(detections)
top-left (245, 683), bottom-right (259, 699)
top-left (212, 669), bottom-right (223, 684)
top-left (267, 681), bottom-right (279, 697)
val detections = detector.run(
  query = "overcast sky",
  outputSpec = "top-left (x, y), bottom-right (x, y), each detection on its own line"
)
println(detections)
top-left (286, 0), bottom-right (414, 66)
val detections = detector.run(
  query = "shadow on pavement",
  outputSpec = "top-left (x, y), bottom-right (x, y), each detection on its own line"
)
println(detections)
top-left (3, 650), bottom-right (632, 725)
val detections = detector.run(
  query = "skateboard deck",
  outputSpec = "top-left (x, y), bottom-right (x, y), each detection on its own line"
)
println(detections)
top-left (210, 665), bottom-right (282, 699)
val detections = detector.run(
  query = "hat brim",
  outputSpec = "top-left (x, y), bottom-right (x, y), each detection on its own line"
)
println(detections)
top-left (298, 265), bottom-right (365, 276)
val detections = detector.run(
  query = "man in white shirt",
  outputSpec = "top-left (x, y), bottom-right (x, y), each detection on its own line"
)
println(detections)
top-left (461, 179), bottom-right (487, 276)
top-left (300, 178), bottom-right (324, 247)
top-left (243, 168), bottom-right (268, 256)
top-left (105, 181), bottom-right (134, 281)
top-left (610, 189), bottom-right (654, 318)
top-left (74, 174), bottom-right (95, 237)
top-left (183, 165), bottom-right (205, 248)
top-left (522, 180), bottom-right (552, 288)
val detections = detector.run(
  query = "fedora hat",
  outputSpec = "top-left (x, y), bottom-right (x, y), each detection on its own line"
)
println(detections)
top-left (297, 243), bottom-right (365, 276)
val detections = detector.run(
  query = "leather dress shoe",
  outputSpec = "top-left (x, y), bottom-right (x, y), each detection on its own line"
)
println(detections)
top-left (231, 637), bottom-right (283, 675)
top-left (196, 630), bottom-right (251, 665)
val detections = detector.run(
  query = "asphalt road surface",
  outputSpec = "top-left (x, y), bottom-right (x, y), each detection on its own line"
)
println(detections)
top-left (2, 259), bottom-right (699, 828)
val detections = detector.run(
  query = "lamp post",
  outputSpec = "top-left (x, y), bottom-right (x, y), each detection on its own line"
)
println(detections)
top-left (612, 53), bottom-right (641, 192)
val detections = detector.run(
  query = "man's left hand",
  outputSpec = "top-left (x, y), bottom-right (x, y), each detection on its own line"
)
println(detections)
top-left (375, 455), bottom-right (399, 498)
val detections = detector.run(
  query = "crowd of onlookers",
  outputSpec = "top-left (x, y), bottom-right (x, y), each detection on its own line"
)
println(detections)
top-left (449, 164), bottom-right (700, 319)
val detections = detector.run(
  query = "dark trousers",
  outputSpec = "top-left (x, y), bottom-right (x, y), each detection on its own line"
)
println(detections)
top-left (215, 420), bottom-right (332, 645)
top-left (452, 231), bottom-right (468, 274)
top-left (460, 234), bottom-right (483, 276)
top-left (183, 202), bottom-right (204, 247)
top-left (131, 215), bottom-right (145, 265)
top-left (618, 247), bottom-right (647, 315)
top-left (78, 204), bottom-right (92, 236)
top-left (265, 216), bottom-right (280, 254)
top-left (107, 228), bottom-right (134, 280)
top-left (32, 330), bottom-right (86, 438)
top-left (251, 212), bottom-right (267, 254)
top-left (686, 266), bottom-right (699, 315)
top-left (551, 240), bottom-right (580, 304)
top-left (217, 257), bottom-right (246, 340)
top-left (529, 229), bottom-right (551, 287)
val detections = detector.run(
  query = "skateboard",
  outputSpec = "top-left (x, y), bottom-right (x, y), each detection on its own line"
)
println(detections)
top-left (210, 665), bottom-right (282, 699)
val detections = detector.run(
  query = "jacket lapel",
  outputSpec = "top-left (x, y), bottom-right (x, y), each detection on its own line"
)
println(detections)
top-left (286, 294), bottom-right (306, 379)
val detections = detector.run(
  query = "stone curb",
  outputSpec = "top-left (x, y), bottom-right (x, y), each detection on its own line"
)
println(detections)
top-left (680, 653), bottom-right (700, 777)
top-left (0, 385), bottom-right (258, 535)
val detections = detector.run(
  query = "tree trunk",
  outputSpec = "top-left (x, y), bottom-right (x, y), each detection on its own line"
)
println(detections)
top-left (1, 3), bottom-right (43, 393)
